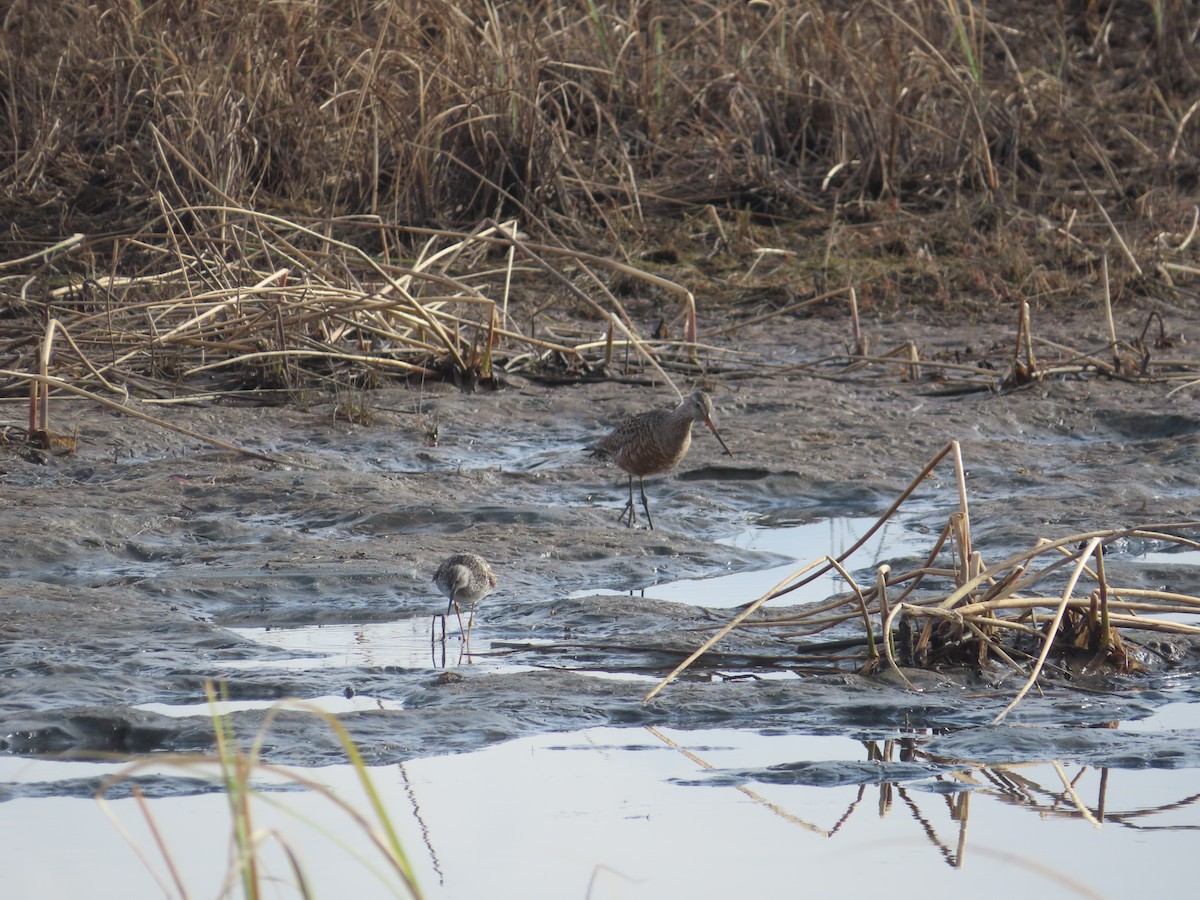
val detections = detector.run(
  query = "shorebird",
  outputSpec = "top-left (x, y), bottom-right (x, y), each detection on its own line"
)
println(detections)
top-left (433, 552), bottom-right (496, 641)
top-left (590, 391), bottom-right (732, 530)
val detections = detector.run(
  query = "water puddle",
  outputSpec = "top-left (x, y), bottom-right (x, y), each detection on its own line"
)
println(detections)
top-left (227, 619), bottom-right (535, 674)
top-left (134, 695), bottom-right (406, 717)
top-left (5, 725), bottom-right (1197, 899)
top-left (1118, 698), bottom-right (1200, 732)
top-left (582, 515), bottom-right (927, 608)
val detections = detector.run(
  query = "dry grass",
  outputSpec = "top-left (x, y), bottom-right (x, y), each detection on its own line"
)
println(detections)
top-left (1, 2), bottom-right (1198, 435)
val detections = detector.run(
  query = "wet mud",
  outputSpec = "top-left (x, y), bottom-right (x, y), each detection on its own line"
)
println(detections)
top-left (3, 312), bottom-right (1200, 787)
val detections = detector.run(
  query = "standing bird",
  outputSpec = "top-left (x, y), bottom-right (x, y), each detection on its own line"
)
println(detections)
top-left (433, 552), bottom-right (497, 641)
top-left (590, 391), bottom-right (732, 530)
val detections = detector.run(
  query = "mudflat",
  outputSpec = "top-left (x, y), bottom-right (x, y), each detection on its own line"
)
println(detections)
top-left (2, 307), bottom-right (1198, 769)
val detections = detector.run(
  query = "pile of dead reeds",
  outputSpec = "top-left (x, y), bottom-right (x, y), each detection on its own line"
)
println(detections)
top-left (0, 204), bottom-right (717, 454)
top-left (647, 441), bottom-right (1200, 719)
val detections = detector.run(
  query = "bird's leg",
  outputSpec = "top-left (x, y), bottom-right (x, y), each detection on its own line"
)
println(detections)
top-left (450, 596), bottom-right (468, 639)
top-left (465, 603), bottom-right (477, 645)
top-left (619, 475), bottom-right (638, 525)
top-left (638, 477), bottom-right (654, 530)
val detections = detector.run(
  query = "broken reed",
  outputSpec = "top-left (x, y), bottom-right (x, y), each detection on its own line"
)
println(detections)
top-left (645, 440), bottom-right (1200, 720)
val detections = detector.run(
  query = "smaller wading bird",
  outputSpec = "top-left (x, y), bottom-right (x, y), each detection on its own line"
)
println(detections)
top-left (432, 552), bottom-right (496, 642)
top-left (590, 391), bottom-right (732, 530)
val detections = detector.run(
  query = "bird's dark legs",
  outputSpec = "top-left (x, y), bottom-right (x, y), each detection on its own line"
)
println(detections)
top-left (616, 474), bottom-right (637, 527)
top-left (638, 477), bottom-right (655, 530)
top-left (614, 475), bottom-right (654, 529)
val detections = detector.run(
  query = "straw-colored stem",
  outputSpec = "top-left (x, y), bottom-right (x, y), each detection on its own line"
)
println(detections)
top-left (825, 555), bottom-right (876, 659)
top-left (993, 538), bottom-right (1101, 724)
top-left (643, 557), bottom-right (827, 703)
top-left (0, 369), bottom-right (284, 464)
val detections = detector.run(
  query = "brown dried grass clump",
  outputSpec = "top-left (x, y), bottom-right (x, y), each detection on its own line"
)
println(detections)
top-left (4, 2), bottom-right (1197, 244)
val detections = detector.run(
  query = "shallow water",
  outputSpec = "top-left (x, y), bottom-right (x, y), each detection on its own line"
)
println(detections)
top-left (227, 619), bottom-right (540, 674)
top-left (5, 723), bottom-right (1198, 899)
top-left (578, 515), bottom-right (929, 607)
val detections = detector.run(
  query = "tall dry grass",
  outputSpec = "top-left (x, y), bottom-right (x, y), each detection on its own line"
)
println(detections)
top-left (3, 1), bottom-right (1196, 234)
top-left (0, 1), bottom-right (1197, 402)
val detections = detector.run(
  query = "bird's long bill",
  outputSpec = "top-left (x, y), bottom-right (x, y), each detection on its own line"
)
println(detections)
top-left (703, 416), bottom-right (733, 456)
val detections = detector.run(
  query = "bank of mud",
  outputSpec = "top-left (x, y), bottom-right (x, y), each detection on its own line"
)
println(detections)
top-left (2, 313), bottom-right (1200, 775)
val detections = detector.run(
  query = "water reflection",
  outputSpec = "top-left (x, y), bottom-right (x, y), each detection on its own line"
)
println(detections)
top-left (227, 618), bottom-right (529, 673)
top-left (381, 726), bottom-right (1200, 897)
top-left (4, 723), bottom-right (1199, 898)
top-left (652, 726), bottom-right (1200, 875)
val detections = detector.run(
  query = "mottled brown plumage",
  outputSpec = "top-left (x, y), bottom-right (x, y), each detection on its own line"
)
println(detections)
top-left (591, 391), bottom-right (732, 529)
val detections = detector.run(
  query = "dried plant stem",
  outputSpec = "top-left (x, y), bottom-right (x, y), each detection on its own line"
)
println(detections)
top-left (643, 557), bottom-right (827, 703)
top-left (771, 441), bottom-right (960, 604)
top-left (1102, 254), bottom-right (1118, 365)
top-left (0, 232), bottom-right (84, 269)
top-left (993, 538), bottom-right (1101, 724)
top-left (1073, 160), bottom-right (1144, 276)
top-left (1, 369), bottom-right (284, 464)
top-left (824, 555), bottom-right (876, 659)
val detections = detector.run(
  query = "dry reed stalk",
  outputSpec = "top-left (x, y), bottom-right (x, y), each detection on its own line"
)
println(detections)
top-left (646, 425), bottom-right (1200, 702)
top-left (645, 441), bottom-right (964, 700)
top-left (1072, 160), bottom-right (1144, 277)
top-left (825, 555), bottom-right (877, 661)
top-left (0, 234), bottom-right (85, 270)
top-left (511, 240), bottom-right (686, 393)
top-left (849, 288), bottom-right (866, 356)
top-left (993, 538), bottom-right (1101, 723)
top-left (28, 318), bottom-right (127, 449)
top-left (1101, 254), bottom-right (1118, 365)
top-left (1, 369), bottom-right (283, 464)
top-left (643, 556), bottom-right (829, 703)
